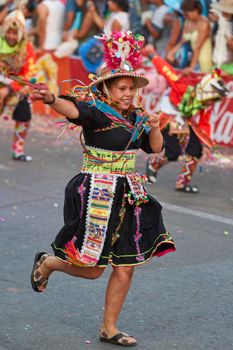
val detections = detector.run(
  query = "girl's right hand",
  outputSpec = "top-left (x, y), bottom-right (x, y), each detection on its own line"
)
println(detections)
top-left (30, 89), bottom-right (55, 104)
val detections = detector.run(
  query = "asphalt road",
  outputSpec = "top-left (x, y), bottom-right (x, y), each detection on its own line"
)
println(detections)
top-left (0, 126), bottom-right (233, 350)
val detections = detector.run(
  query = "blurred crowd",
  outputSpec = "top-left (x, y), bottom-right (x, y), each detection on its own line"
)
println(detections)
top-left (0, 0), bottom-right (233, 75)
top-left (0, 0), bottom-right (232, 161)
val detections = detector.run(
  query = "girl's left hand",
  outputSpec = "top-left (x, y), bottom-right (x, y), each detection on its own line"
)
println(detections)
top-left (147, 113), bottom-right (160, 128)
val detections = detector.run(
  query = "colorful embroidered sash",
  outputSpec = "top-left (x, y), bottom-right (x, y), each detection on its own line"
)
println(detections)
top-left (81, 147), bottom-right (136, 175)
top-left (87, 99), bottom-right (151, 142)
top-left (80, 173), bottom-right (116, 265)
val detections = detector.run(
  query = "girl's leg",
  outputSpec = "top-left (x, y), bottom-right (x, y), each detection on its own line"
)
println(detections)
top-left (32, 255), bottom-right (105, 292)
top-left (100, 266), bottom-right (136, 344)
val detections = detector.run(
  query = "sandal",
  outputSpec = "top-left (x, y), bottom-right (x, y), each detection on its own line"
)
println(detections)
top-left (176, 185), bottom-right (199, 193)
top-left (31, 252), bottom-right (49, 293)
top-left (99, 330), bottom-right (137, 347)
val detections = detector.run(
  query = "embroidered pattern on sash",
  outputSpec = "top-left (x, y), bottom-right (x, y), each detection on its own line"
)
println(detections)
top-left (81, 173), bottom-right (116, 265)
top-left (81, 147), bottom-right (136, 175)
top-left (77, 175), bottom-right (88, 218)
top-left (64, 173), bottom-right (116, 266)
top-left (126, 174), bottom-right (148, 205)
top-left (134, 206), bottom-right (145, 262)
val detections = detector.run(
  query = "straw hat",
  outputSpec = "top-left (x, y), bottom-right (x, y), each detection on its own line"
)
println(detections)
top-left (211, 0), bottom-right (233, 14)
top-left (88, 31), bottom-right (149, 91)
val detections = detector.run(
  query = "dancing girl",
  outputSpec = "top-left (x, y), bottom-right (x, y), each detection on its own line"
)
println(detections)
top-left (30, 32), bottom-right (175, 347)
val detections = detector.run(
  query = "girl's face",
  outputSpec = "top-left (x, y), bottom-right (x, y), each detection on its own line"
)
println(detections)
top-left (107, 77), bottom-right (137, 113)
top-left (5, 27), bottom-right (18, 47)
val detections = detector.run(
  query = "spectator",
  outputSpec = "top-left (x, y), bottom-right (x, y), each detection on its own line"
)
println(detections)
top-left (166, 0), bottom-right (213, 74)
top-left (54, 1), bottom-right (96, 58)
top-left (36, 0), bottom-right (65, 51)
top-left (95, 0), bottom-right (108, 18)
top-left (63, 0), bottom-right (106, 32)
top-left (71, 1), bottom-right (97, 40)
top-left (0, 10), bottom-right (36, 161)
top-left (76, 0), bottom-right (130, 73)
top-left (128, 0), bottom-right (142, 33)
top-left (89, 0), bottom-right (130, 33)
top-left (164, 0), bottom-right (192, 68)
top-left (141, 0), bottom-right (172, 54)
top-left (21, 0), bottom-right (37, 31)
top-left (0, 0), bottom-right (10, 24)
top-left (64, 0), bottom-right (81, 31)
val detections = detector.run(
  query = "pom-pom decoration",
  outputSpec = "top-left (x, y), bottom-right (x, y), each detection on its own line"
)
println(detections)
top-left (96, 31), bottom-right (145, 72)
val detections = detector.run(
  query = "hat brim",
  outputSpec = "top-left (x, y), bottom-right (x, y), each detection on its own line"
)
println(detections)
top-left (88, 72), bottom-right (149, 90)
top-left (211, 3), bottom-right (233, 14)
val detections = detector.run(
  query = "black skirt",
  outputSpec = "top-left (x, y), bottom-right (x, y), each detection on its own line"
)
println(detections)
top-left (51, 100), bottom-right (175, 266)
top-left (51, 173), bottom-right (175, 266)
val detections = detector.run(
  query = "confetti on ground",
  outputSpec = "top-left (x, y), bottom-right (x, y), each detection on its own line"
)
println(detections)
top-left (85, 340), bottom-right (91, 344)
top-left (224, 231), bottom-right (229, 235)
top-left (24, 325), bottom-right (31, 331)
top-left (7, 287), bottom-right (22, 292)
top-left (0, 217), bottom-right (6, 222)
top-left (202, 150), bottom-right (233, 169)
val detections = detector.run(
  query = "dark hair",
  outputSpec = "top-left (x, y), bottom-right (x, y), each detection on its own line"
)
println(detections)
top-left (97, 77), bottom-right (119, 95)
top-left (181, 0), bottom-right (202, 14)
top-left (111, 0), bottom-right (129, 13)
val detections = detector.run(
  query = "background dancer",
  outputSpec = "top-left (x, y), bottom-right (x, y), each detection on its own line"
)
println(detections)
top-left (0, 10), bottom-right (35, 161)
top-left (144, 45), bottom-right (228, 193)
top-left (30, 31), bottom-right (175, 347)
